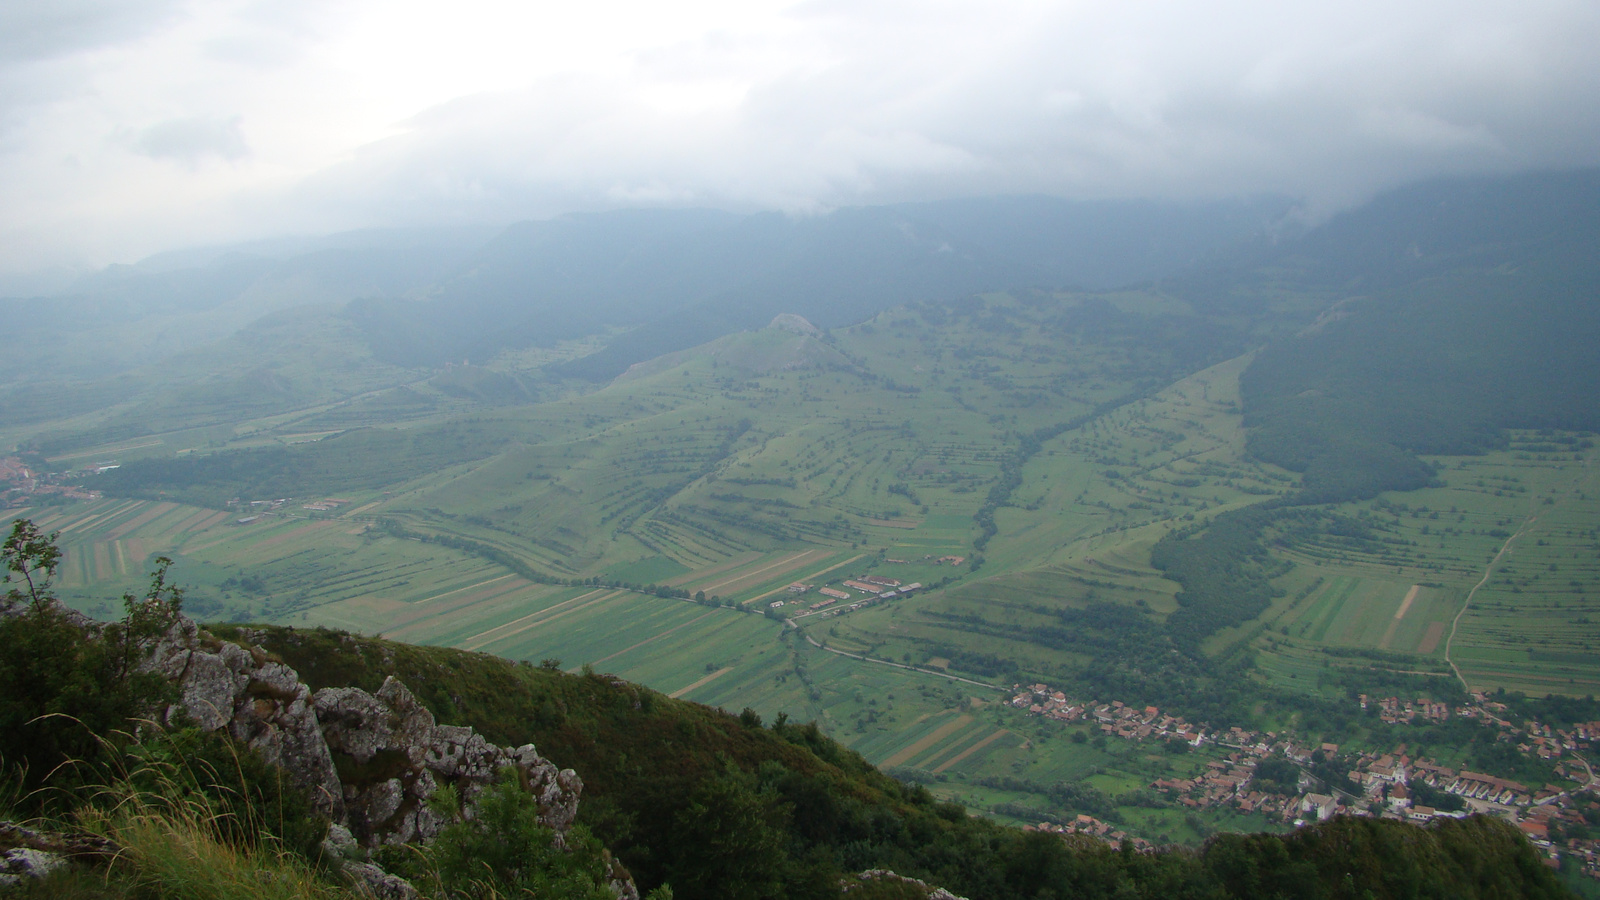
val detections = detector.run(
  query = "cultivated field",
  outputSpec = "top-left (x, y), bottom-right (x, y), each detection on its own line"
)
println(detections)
top-left (1244, 435), bottom-right (1600, 697)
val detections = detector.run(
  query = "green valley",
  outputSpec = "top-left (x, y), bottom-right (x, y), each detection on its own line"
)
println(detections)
top-left (6, 171), bottom-right (1600, 884)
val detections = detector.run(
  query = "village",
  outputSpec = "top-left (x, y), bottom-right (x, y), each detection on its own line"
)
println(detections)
top-left (0, 455), bottom-right (103, 507)
top-left (1008, 682), bottom-right (1600, 875)
top-left (1021, 814), bottom-right (1155, 853)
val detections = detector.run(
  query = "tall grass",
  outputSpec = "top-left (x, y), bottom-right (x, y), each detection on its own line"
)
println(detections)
top-left (5, 725), bottom-right (362, 900)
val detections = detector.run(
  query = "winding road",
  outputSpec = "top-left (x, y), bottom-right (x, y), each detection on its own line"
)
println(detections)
top-left (789, 621), bottom-right (1005, 692)
top-left (1444, 515), bottom-right (1535, 692)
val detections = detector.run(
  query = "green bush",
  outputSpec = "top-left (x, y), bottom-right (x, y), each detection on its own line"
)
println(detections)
top-left (0, 519), bottom-right (182, 812)
top-left (411, 770), bottom-right (616, 900)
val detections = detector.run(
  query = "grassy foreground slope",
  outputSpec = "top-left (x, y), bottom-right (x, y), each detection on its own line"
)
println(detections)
top-left (211, 623), bottom-right (1571, 900)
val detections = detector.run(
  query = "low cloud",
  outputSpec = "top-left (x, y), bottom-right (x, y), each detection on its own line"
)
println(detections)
top-left (3, 0), bottom-right (1600, 272)
top-left (130, 114), bottom-right (249, 166)
top-left (0, 0), bottom-right (182, 67)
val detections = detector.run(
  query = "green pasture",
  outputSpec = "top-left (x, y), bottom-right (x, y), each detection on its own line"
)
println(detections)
top-left (1239, 435), bottom-right (1600, 698)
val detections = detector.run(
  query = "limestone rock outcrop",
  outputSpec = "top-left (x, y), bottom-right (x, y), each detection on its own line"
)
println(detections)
top-left (1, 599), bottom-right (633, 897)
top-left (139, 616), bottom-right (586, 851)
top-left (844, 870), bottom-right (970, 900)
top-left (117, 608), bottom-right (627, 897)
top-left (313, 676), bottom-right (581, 846)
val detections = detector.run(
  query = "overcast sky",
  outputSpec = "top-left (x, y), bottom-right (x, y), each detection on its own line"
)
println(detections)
top-left (2, 0), bottom-right (1598, 275)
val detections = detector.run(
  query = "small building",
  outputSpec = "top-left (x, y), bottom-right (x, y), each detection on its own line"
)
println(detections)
top-left (1300, 793), bottom-right (1337, 822)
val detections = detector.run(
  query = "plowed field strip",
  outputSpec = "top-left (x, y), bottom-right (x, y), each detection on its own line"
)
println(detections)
top-left (248, 519), bottom-right (342, 553)
top-left (669, 666), bottom-right (734, 699)
top-left (1418, 621), bottom-right (1447, 654)
top-left (668, 552), bottom-right (763, 587)
top-left (699, 551), bottom-right (817, 594)
top-left (385, 581), bottom-right (534, 639)
top-left (106, 503), bottom-right (178, 539)
top-left (187, 511), bottom-right (233, 533)
top-left (701, 550), bottom-right (829, 596)
top-left (460, 590), bottom-right (618, 652)
top-left (741, 555), bottom-right (864, 607)
top-left (933, 728), bottom-right (1011, 774)
top-left (59, 504), bottom-right (134, 534)
top-left (1379, 585), bottom-right (1421, 649)
top-left (881, 714), bottom-right (973, 769)
top-left (416, 574), bottom-right (516, 605)
top-left (589, 610), bottom-right (720, 666)
top-left (166, 506), bottom-right (220, 536)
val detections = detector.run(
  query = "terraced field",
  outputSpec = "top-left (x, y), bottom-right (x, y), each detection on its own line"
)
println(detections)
top-left (1245, 437), bottom-right (1600, 697)
top-left (13, 283), bottom-right (1599, 847)
top-left (824, 354), bottom-right (1291, 674)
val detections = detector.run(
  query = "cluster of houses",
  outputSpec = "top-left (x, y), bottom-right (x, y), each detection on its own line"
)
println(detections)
top-left (1009, 685), bottom-right (1204, 745)
top-left (782, 575), bottom-right (923, 618)
top-left (1022, 814), bottom-right (1153, 852)
top-left (1361, 694), bottom-right (1453, 724)
top-left (1011, 681), bottom-right (1600, 873)
top-left (0, 456), bottom-right (102, 507)
top-left (300, 498), bottom-right (350, 512)
top-left (1363, 691), bottom-right (1600, 765)
top-left (227, 498), bottom-right (291, 524)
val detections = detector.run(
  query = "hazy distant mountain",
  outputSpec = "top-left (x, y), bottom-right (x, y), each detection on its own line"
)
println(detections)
top-left (348, 195), bottom-right (1295, 376)
top-left (9, 168), bottom-right (1596, 390)
top-left (0, 225), bottom-right (498, 382)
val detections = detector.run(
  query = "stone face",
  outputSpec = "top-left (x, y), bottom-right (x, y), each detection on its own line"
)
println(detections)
top-left (312, 676), bottom-right (582, 846)
top-left (1, 602), bottom-right (628, 898)
top-left (344, 861), bottom-right (422, 900)
top-left (173, 650), bottom-right (240, 731)
top-left (0, 847), bottom-right (67, 887)
top-left (845, 870), bottom-right (970, 900)
top-left (228, 674), bottom-right (344, 819)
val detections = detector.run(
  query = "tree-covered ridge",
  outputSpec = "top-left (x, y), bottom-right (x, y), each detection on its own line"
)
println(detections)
top-left (1144, 215), bottom-right (1600, 656)
top-left (1241, 255), bottom-right (1600, 504)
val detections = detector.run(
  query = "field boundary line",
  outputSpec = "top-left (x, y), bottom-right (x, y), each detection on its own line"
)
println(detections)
top-left (459, 589), bottom-right (611, 651)
top-left (700, 550), bottom-right (817, 594)
top-left (741, 554), bottom-right (865, 607)
top-left (881, 714), bottom-right (973, 769)
top-left (587, 609), bottom-right (721, 666)
top-left (933, 728), bottom-right (1011, 774)
top-left (669, 666), bottom-right (734, 699)
top-left (416, 573), bottom-right (517, 605)
top-left (1443, 518), bottom-right (1534, 690)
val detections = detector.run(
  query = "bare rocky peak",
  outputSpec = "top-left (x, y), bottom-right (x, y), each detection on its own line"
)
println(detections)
top-left (768, 312), bottom-right (820, 335)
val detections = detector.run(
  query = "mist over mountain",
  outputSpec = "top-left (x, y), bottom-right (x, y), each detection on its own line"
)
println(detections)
top-left (343, 194), bottom-right (1294, 376)
top-left (0, 225), bottom-right (497, 383)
